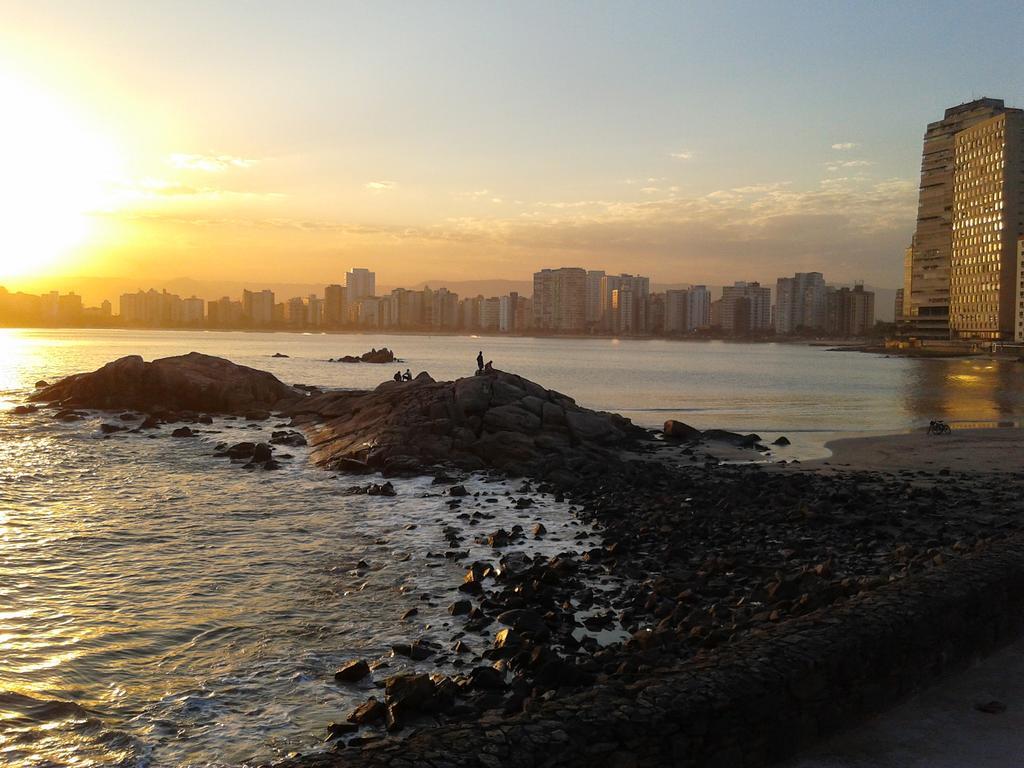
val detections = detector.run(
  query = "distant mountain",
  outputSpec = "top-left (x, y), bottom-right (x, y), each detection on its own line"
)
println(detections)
top-left (407, 279), bottom-right (534, 297)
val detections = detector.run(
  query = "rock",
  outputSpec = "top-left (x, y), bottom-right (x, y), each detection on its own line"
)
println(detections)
top-left (334, 659), bottom-right (371, 684)
top-left (332, 348), bottom-right (397, 364)
top-left (252, 443), bottom-right (273, 462)
top-left (270, 430), bottom-right (307, 447)
top-left (448, 485), bottom-right (469, 497)
top-left (496, 609), bottom-right (549, 639)
top-left (702, 429), bottom-right (762, 448)
top-left (773, 436), bottom-right (792, 446)
top-left (99, 423), bottom-right (124, 434)
top-left (326, 721), bottom-right (357, 739)
top-left (347, 696), bottom-right (386, 724)
top-left (401, 607), bottom-right (419, 620)
top-left (468, 666), bottom-right (507, 690)
top-left (383, 673), bottom-right (437, 715)
top-left (34, 380), bottom-right (48, 388)
top-left (140, 415), bottom-right (160, 429)
top-left (198, 414), bottom-right (213, 424)
top-left (448, 600), bottom-right (472, 616)
top-left (663, 420), bottom-right (701, 440)
top-left (171, 426), bottom-right (196, 438)
top-left (30, 353), bottom-right (301, 415)
top-left (245, 410), bottom-right (270, 421)
top-left (11, 404), bottom-right (38, 415)
top-left (272, 352), bottom-right (289, 358)
top-left (532, 522), bottom-right (547, 537)
top-left (515, 497), bottom-right (534, 509)
top-left (391, 640), bottom-right (433, 661)
top-left (976, 700), bottom-right (1007, 714)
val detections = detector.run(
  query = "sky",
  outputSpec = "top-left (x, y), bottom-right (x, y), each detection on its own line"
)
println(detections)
top-left (1, 0), bottom-right (1023, 299)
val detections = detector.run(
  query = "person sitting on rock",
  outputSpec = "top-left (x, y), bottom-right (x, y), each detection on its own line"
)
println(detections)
top-left (402, 369), bottom-right (412, 381)
top-left (393, 371), bottom-right (402, 382)
top-left (476, 350), bottom-right (484, 372)
top-left (484, 360), bottom-right (494, 372)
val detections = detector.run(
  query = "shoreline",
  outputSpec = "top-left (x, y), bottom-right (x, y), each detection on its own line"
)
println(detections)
top-left (786, 427), bottom-right (1024, 475)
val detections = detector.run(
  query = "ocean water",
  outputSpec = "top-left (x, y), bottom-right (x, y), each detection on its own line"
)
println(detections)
top-left (2, 328), bottom-right (1024, 767)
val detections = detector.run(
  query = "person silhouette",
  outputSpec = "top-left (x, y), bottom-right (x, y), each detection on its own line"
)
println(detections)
top-left (476, 350), bottom-right (484, 372)
top-left (393, 371), bottom-right (402, 382)
top-left (402, 369), bottom-right (412, 381)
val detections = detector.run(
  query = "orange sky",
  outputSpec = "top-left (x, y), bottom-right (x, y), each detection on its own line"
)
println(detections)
top-left (4, 2), bottom-right (1019, 296)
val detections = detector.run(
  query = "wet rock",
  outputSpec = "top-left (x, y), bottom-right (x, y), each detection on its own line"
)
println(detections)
top-left (347, 697), bottom-right (386, 725)
top-left (773, 435), bottom-right (792, 446)
top-left (326, 721), bottom-right (357, 739)
top-left (30, 353), bottom-right (300, 415)
top-left (448, 600), bottom-right (472, 616)
top-left (100, 422), bottom-right (125, 434)
top-left (449, 485), bottom-right (469, 497)
top-left (663, 419), bottom-right (701, 440)
top-left (532, 522), bottom-right (547, 537)
top-left (334, 659), bottom-right (371, 684)
top-left (11, 404), bottom-right (38, 415)
top-left (171, 426), bottom-right (196, 438)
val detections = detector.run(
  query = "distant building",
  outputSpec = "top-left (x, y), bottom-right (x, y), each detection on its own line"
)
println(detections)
top-left (479, 296), bottom-right (501, 332)
top-left (664, 289), bottom-right (689, 334)
top-left (208, 296), bottom-right (242, 327)
top-left (324, 284), bottom-right (346, 327)
top-left (775, 272), bottom-right (826, 334)
top-left (122, 289), bottom-right (184, 326)
top-left (499, 292), bottom-right (518, 333)
top-left (431, 287), bottom-right (459, 330)
top-left (532, 268), bottom-right (587, 332)
top-left (687, 285), bottom-right (711, 330)
top-left (182, 296), bottom-right (205, 324)
top-left (286, 296), bottom-right (307, 326)
top-left (826, 285), bottom-right (875, 337)
top-left (1016, 238), bottom-right (1024, 342)
top-left (346, 268), bottom-right (376, 304)
top-left (720, 282), bottom-right (771, 334)
top-left (584, 270), bottom-right (605, 331)
top-left (243, 289), bottom-right (275, 326)
top-left (600, 273), bottom-right (650, 334)
top-left (894, 288), bottom-right (904, 322)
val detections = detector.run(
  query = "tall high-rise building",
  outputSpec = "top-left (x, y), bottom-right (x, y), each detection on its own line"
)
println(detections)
top-left (664, 289), bottom-right (689, 334)
top-left (584, 270), bottom-right (605, 330)
top-left (775, 272), bottom-right (827, 334)
top-left (532, 268), bottom-right (587, 332)
top-left (182, 296), bottom-right (205, 324)
top-left (1017, 237), bottom-right (1024, 342)
top-left (687, 285), bottom-right (711, 330)
top-left (346, 268), bottom-right (376, 303)
top-left (948, 110), bottom-right (1024, 340)
top-left (905, 98), bottom-right (1017, 339)
top-left (720, 282), bottom-right (772, 334)
top-left (324, 284), bottom-right (346, 327)
top-left (600, 273), bottom-right (650, 333)
top-left (243, 289), bottom-right (275, 326)
top-left (826, 285), bottom-right (875, 337)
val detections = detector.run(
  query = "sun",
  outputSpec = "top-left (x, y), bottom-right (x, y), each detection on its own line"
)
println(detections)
top-left (0, 71), bottom-right (123, 281)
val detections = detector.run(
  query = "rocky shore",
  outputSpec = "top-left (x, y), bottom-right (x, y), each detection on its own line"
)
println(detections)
top-left (22, 353), bottom-right (1024, 766)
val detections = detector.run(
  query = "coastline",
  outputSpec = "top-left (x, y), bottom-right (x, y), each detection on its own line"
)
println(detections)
top-left (789, 427), bottom-right (1024, 475)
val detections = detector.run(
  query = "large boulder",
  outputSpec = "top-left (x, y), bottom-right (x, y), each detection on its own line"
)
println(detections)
top-left (30, 353), bottom-right (302, 415)
top-left (292, 368), bottom-right (649, 477)
top-left (664, 419), bottom-right (701, 440)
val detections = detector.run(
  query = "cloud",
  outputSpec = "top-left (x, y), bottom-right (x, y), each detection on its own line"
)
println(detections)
top-left (108, 176), bottom-right (916, 287)
top-left (365, 180), bottom-right (398, 192)
top-left (168, 153), bottom-right (256, 172)
top-left (113, 176), bottom-right (282, 202)
top-left (825, 159), bottom-right (875, 172)
top-left (669, 150), bottom-right (694, 160)
top-left (831, 142), bottom-right (858, 151)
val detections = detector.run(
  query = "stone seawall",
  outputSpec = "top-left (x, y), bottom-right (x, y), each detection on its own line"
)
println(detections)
top-left (280, 531), bottom-right (1024, 768)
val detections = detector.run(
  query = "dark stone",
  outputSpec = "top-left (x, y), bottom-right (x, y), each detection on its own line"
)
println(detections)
top-left (664, 419), bottom-right (702, 440)
top-left (334, 659), bottom-right (371, 684)
top-left (346, 697), bottom-right (386, 724)
top-left (326, 722), bottom-right (357, 739)
top-left (171, 426), bottom-right (195, 438)
top-left (773, 436), bottom-right (792, 446)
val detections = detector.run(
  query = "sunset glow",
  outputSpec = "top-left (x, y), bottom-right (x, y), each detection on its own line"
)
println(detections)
top-left (0, 71), bottom-right (124, 279)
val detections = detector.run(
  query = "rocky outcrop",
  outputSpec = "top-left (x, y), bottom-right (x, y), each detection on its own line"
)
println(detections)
top-left (30, 352), bottom-right (302, 415)
top-left (329, 347), bottom-right (398, 364)
top-left (289, 368), bottom-right (647, 482)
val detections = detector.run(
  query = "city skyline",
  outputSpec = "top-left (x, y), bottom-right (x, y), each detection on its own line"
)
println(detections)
top-left (2, 1), bottom-right (1023, 295)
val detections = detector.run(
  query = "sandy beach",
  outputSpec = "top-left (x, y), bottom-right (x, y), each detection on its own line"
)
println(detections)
top-left (789, 427), bottom-right (1024, 475)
